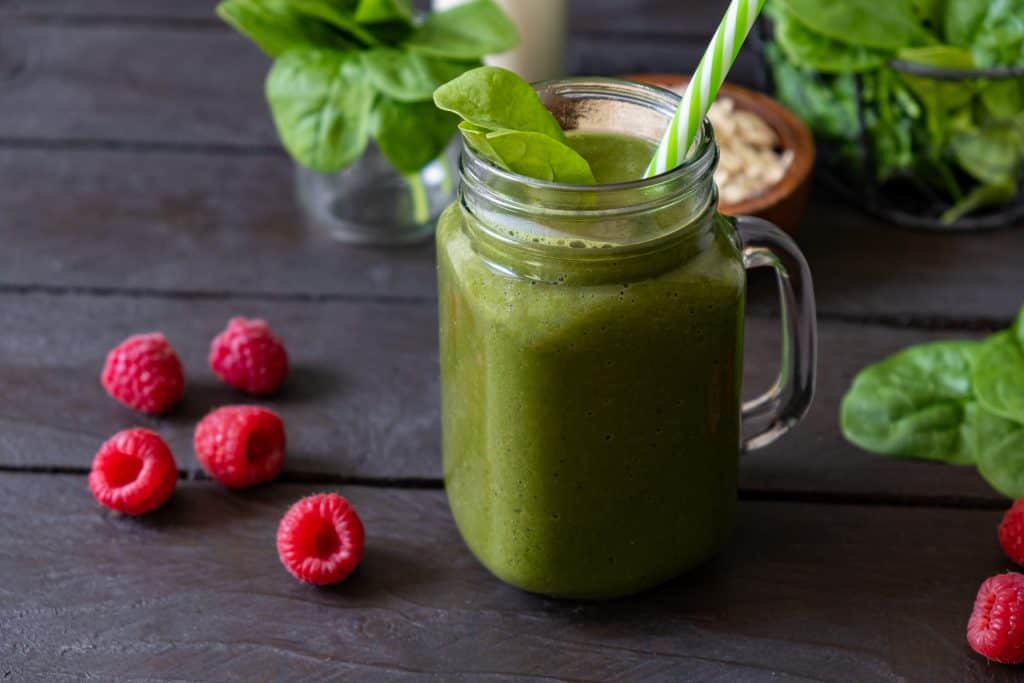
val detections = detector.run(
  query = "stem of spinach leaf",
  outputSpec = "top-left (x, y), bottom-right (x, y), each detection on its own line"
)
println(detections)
top-left (407, 172), bottom-right (429, 224)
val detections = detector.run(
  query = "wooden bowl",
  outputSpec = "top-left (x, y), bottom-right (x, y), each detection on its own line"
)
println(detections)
top-left (625, 74), bottom-right (815, 235)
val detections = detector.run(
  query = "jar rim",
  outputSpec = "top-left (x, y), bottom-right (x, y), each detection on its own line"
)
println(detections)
top-left (459, 76), bottom-right (718, 197)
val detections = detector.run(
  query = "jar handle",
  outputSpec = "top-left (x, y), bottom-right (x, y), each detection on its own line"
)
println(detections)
top-left (736, 216), bottom-right (818, 452)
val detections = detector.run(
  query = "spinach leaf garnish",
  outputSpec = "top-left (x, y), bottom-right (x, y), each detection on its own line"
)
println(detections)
top-left (434, 66), bottom-right (596, 184)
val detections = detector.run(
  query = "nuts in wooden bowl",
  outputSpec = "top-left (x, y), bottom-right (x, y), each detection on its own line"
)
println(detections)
top-left (708, 97), bottom-right (794, 206)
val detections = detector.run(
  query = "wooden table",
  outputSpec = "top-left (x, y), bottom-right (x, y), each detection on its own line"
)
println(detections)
top-left (3, 2), bottom-right (1023, 680)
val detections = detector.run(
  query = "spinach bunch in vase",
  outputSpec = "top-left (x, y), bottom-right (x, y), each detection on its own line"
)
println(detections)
top-left (217, 0), bottom-right (517, 178)
top-left (765, 0), bottom-right (1024, 224)
top-left (841, 306), bottom-right (1024, 498)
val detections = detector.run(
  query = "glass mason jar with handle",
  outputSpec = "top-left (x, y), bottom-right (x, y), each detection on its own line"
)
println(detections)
top-left (437, 78), bottom-right (817, 599)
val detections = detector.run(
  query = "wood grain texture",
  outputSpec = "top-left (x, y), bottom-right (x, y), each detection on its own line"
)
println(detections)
top-left (8, 0), bottom-right (730, 39)
top-left (1, 474), bottom-right (1018, 682)
top-left (0, 145), bottom-right (1020, 319)
top-left (793, 190), bottom-right (1024, 325)
top-left (0, 17), bottom-right (764, 146)
top-left (0, 292), bottom-right (1007, 503)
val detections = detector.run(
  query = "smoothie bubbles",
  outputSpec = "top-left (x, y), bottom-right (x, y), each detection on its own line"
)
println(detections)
top-left (433, 0), bottom-right (817, 599)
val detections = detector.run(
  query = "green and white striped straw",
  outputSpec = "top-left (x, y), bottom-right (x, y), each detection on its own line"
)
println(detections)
top-left (645, 0), bottom-right (766, 177)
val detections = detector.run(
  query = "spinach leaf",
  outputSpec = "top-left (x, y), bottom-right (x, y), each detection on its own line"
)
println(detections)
top-left (839, 340), bottom-right (980, 464)
top-left (775, 0), bottom-right (934, 50)
top-left (973, 407), bottom-right (1024, 498)
top-left (433, 66), bottom-right (567, 142)
top-left (479, 130), bottom-right (596, 184)
top-left (950, 123), bottom-right (1023, 186)
top-left (941, 180), bottom-right (1017, 224)
top-left (362, 48), bottom-right (476, 102)
top-left (970, 0), bottom-right (1024, 67)
top-left (765, 44), bottom-right (861, 143)
top-left (456, 121), bottom-right (503, 164)
top-left (981, 80), bottom-right (1024, 121)
top-left (288, 0), bottom-right (380, 47)
top-left (897, 46), bottom-right (975, 103)
top-left (373, 98), bottom-right (458, 174)
top-left (406, 0), bottom-right (518, 60)
top-left (265, 48), bottom-right (375, 173)
top-left (973, 330), bottom-right (1024, 424)
top-left (773, 7), bottom-right (889, 73)
top-left (355, 0), bottom-right (413, 25)
top-left (943, 0), bottom-right (988, 47)
top-left (217, 0), bottom-right (354, 57)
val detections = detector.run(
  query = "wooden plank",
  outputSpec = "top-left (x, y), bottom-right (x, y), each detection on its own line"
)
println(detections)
top-left (0, 17), bottom-right (763, 146)
top-left (0, 148), bottom-right (438, 300)
top-left (8, 0), bottom-right (729, 40)
top-left (0, 293), bottom-right (441, 482)
top-left (0, 292), bottom-right (1008, 503)
top-left (0, 474), bottom-right (1017, 681)
top-left (785, 191), bottom-right (1024, 325)
top-left (2, 144), bottom-right (1021, 319)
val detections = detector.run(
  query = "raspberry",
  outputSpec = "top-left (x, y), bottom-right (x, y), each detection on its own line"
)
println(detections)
top-left (967, 572), bottom-right (1024, 664)
top-left (101, 333), bottom-right (185, 415)
top-left (194, 405), bottom-right (285, 488)
top-left (209, 317), bottom-right (289, 395)
top-left (277, 493), bottom-right (365, 585)
top-left (999, 499), bottom-right (1024, 567)
top-left (88, 428), bottom-right (177, 515)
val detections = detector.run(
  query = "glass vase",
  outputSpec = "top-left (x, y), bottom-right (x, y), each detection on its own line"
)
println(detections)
top-left (295, 142), bottom-right (457, 246)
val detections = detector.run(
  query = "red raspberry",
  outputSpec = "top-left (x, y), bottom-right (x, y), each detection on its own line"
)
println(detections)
top-left (193, 405), bottom-right (285, 488)
top-left (967, 572), bottom-right (1024, 664)
top-left (88, 428), bottom-right (177, 515)
top-left (101, 333), bottom-right (185, 415)
top-left (209, 317), bottom-right (289, 395)
top-left (277, 493), bottom-right (365, 585)
top-left (999, 499), bottom-right (1024, 567)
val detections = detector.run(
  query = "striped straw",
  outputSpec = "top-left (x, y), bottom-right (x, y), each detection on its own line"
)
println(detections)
top-left (645, 0), bottom-right (765, 177)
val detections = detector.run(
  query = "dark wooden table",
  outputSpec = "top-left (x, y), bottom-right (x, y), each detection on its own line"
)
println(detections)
top-left (3, 1), bottom-right (1024, 681)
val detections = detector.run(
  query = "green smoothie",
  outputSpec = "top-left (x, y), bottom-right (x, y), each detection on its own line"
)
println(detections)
top-left (565, 132), bottom-right (654, 184)
top-left (438, 130), bottom-right (746, 599)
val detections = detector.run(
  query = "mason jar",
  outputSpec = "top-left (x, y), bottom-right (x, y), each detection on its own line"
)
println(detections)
top-left (437, 78), bottom-right (817, 599)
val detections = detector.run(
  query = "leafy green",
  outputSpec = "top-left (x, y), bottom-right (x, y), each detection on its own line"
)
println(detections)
top-left (943, 0), bottom-right (988, 48)
top-left (973, 408), bottom-right (1024, 498)
top-left (766, 0), bottom-right (1024, 223)
top-left (970, 0), bottom-right (1024, 67)
top-left (479, 131), bottom-right (596, 184)
top-left (219, 0), bottom-right (516, 176)
top-left (434, 66), bottom-right (595, 184)
top-left (774, 0), bottom-right (934, 50)
top-left (839, 340), bottom-right (980, 464)
top-left (773, 7), bottom-right (888, 73)
top-left (217, 0), bottom-right (355, 57)
top-left (981, 80), bottom-right (1024, 121)
top-left (373, 98), bottom-right (459, 174)
top-left (766, 44), bottom-right (861, 144)
top-left (434, 66), bottom-right (567, 142)
top-left (406, 0), bottom-right (518, 60)
top-left (265, 49), bottom-right (375, 173)
top-left (941, 180), bottom-right (1017, 224)
top-left (840, 306), bottom-right (1024, 498)
top-left (354, 0), bottom-right (414, 25)
top-left (973, 330), bottom-right (1024, 424)
top-left (287, 0), bottom-right (382, 46)
top-left (361, 48), bottom-right (476, 102)
top-left (951, 123), bottom-right (1024, 186)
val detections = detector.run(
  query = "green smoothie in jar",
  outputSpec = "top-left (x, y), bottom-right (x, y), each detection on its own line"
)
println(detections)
top-left (436, 75), bottom-right (816, 599)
